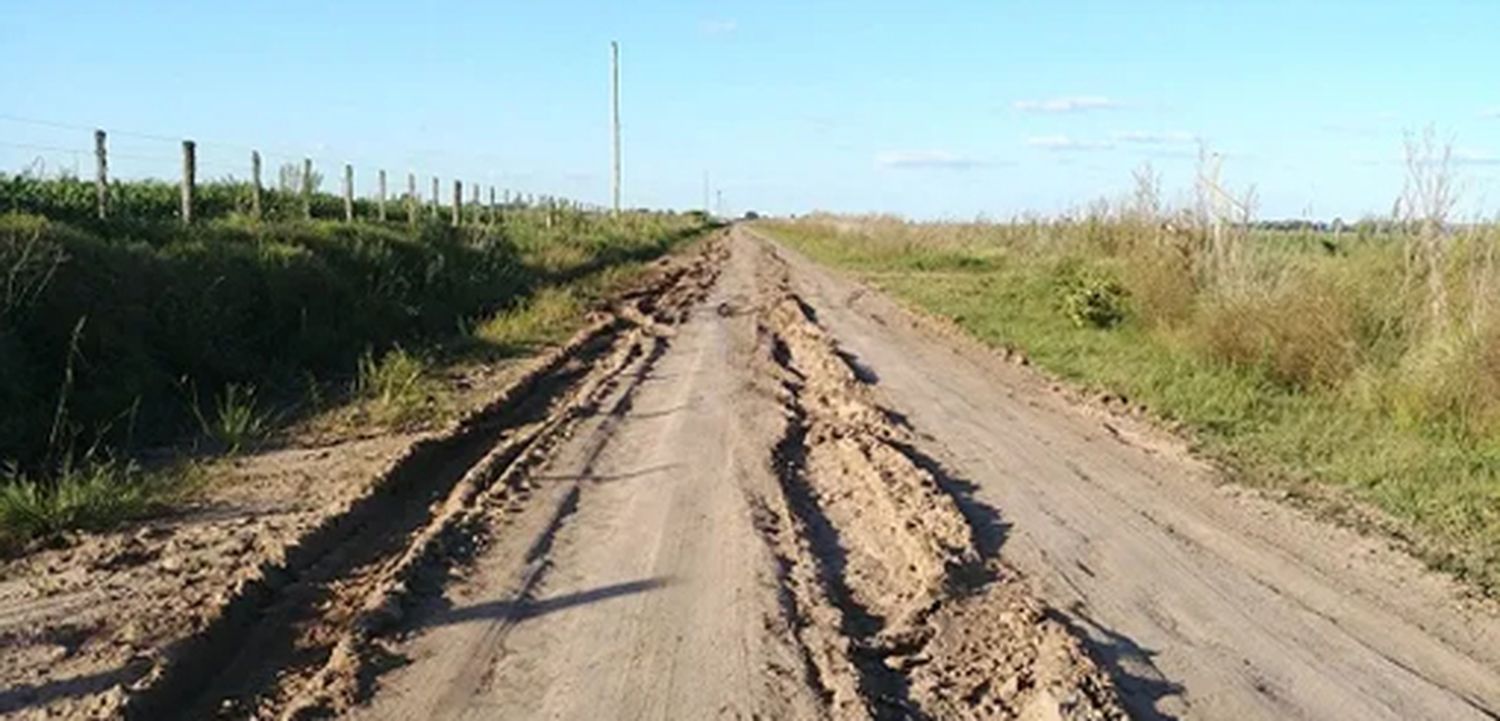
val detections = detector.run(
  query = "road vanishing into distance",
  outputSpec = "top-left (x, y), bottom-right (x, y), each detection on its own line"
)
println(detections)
top-left (11, 227), bottom-right (1499, 721)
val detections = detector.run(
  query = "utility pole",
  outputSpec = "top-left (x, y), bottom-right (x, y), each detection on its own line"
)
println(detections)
top-left (611, 40), bottom-right (621, 216)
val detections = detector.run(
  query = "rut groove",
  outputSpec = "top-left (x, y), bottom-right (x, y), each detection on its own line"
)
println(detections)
top-left (120, 237), bottom-right (727, 720)
top-left (747, 248), bottom-right (1124, 721)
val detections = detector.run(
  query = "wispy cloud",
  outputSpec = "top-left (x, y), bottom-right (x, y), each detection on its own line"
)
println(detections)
top-left (1013, 96), bottom-right (1120, 113)
top-left (875, 150), bottom-right (994, 169)
top-left (1112, 130), bottom-right (1199, 146)
top-left (701, 18), bottom-right (738, 35)
top-left (1026, 135), bottom-right (1114, 152)
top-left (1454, 148), bottom-right (1500, 166)
top-left (1482, 108), bottom-right (1500, 119)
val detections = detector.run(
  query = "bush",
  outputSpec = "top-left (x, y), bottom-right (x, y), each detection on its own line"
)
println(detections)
top-left (1057, 263), bottom-right (1128, 329)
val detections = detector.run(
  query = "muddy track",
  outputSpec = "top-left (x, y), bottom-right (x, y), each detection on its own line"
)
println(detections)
top-left (119, 237), bottom-right (728, 720)
top-left (750, 252), bottom-right (1122, 720)
top-left (17, 224), bottom-right (1500, 720)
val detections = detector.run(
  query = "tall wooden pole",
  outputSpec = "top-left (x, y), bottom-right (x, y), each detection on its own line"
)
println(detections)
top-left (452, 179), bottom-right (462, 227)
top-left (342, 164), bottom-right (354, 222)
top-left (302, 158), bottom-right (313, 219)
top-left (181, 140), bottom-right (196, 225)
top-left (94, 130), bottom-right (108, 220)
top-left (377, 169), bottom-right (387, 221)
top-left (250, 151), bottom-right (262, 220)
top-left (407, 172), bottom-right (417, 227)
top-left (611, 40), bottom-right (621, 216)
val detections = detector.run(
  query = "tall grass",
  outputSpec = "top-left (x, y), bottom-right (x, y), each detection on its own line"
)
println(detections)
top-left (758, 152), bottom-right (1500, 593)
top-left (0, 175), bottom-right (706, 479)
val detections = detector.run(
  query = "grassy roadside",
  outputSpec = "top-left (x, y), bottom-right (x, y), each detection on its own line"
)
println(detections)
top-left (0, 195), bottom-right (711, 551)
top-left (757, 217), bottom-right (1500, 596)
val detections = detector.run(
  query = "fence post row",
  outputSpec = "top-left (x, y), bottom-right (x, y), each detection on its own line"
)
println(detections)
top-left (378, 169), bottom-right (387, 222)
top-left (94, 129), bottom-right (107, 220)
top-left (250, 150), bottom-right (262, 220)
top-left (302, 158), bottom-right (313, 219)
top-left (452, 180), bottom-right (462, 227)
top-left (180, 140), bottom-right (196, 225)
top-left (343, 164), bottom-right (354, 222)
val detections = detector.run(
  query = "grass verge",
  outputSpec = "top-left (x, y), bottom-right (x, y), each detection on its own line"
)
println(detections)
top-left (758, 218), bottom-right (1500, 596)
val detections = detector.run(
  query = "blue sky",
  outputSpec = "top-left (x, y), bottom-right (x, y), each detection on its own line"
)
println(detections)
top-left (3, 1), bottom-right (1499, 219)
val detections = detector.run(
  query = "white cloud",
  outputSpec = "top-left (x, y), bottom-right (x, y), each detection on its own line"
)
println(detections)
top-left (1454, 148), bottom-right (1500, 166)
top-left (875, 150), bottom-right (992, 169)
top-left (1112, 130), bottom-right (1199, 146)
top-left (701, 19), bottom-right (738, 35)
top-left (1026, 135), bottom-right (1114, 151)
top-left (1013, 96), bottom-right (1120, 113)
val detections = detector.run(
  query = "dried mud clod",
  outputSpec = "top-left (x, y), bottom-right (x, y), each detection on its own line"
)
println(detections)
top-left (749, 250), bottom-right (1126, 721)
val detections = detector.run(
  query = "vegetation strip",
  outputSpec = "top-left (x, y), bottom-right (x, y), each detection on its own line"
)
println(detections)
top-left (757, 210), bottom-right (1500, 597)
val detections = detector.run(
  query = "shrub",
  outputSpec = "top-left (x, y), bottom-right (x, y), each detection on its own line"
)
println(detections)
top-left (1056, 263), bottom-right (1128, 329)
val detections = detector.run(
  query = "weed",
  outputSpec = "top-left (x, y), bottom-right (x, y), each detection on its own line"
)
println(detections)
top-left (209, 384), bottom-right (271, 453)
top-left (0, 458), bottom-right (155, 550)
top-left (473, 287), bottom-right (585, 351)
top-left (355, 347), bottom-right (436, 427)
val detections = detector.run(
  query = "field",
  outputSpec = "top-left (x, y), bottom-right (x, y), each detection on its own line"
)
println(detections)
top-left (756, 209), bottom-right (1500, 595)
top-left (0, 172), bottom-right (708, 550)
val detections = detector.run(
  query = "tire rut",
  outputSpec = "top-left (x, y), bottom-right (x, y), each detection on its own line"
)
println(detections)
top-left (120, 236), bottom-right (728, 721)
top-left (748, 247), bottom-right (1126, 721)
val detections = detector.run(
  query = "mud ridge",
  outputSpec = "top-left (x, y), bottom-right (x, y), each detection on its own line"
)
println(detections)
top-left (750, 251), bottom-right (1126, 721)
top-left (119, 236), bottom-right (727, 720)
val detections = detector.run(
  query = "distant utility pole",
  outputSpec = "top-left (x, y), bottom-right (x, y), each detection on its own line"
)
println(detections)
top-left (610, 40), bottom-right (622, 216)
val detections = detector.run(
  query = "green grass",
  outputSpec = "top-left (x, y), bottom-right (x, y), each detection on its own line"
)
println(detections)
top-left (760, 218), bottom-right (1500, 596)
top-left (0, 458), bottom-right (176, 549)
top-left (0, 173), bottom-right (710, 550)
top-left (354, 347), bottom-right (437, 428)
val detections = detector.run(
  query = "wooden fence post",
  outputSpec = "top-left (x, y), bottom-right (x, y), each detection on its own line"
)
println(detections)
top-left (452, 180), bottom-right (462, 227)
top-left (181, 140), bottom-right (196, 225)
top-left (302, 158), bottom-right (313, 219)
top-left (250, 151), bottom-right (262, 220)
top-left (407, 172), bottom-right (416, 227)
top-left (343, 164), bottom-right (354, 222)
top-left (378, 169), bottom-right (387, 221)
top-left (94, 129), bottom-right (107, 220)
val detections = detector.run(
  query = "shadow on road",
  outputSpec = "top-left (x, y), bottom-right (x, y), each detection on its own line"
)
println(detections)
top-left (419, 577), bottom-right (673, 629)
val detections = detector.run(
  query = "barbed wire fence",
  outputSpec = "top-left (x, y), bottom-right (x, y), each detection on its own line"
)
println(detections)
top-left (0, 112), bottom-right (611, 226)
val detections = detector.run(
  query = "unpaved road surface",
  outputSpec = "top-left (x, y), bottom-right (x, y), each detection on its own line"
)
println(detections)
top-left (6, 227), bottom-right (1500, 720)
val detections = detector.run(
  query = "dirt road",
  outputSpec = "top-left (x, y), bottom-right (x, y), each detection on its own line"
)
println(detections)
top-left (16, 227), bottom-right (1500, 719)
top-left (345, 226), bottom-right (1500, 720)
